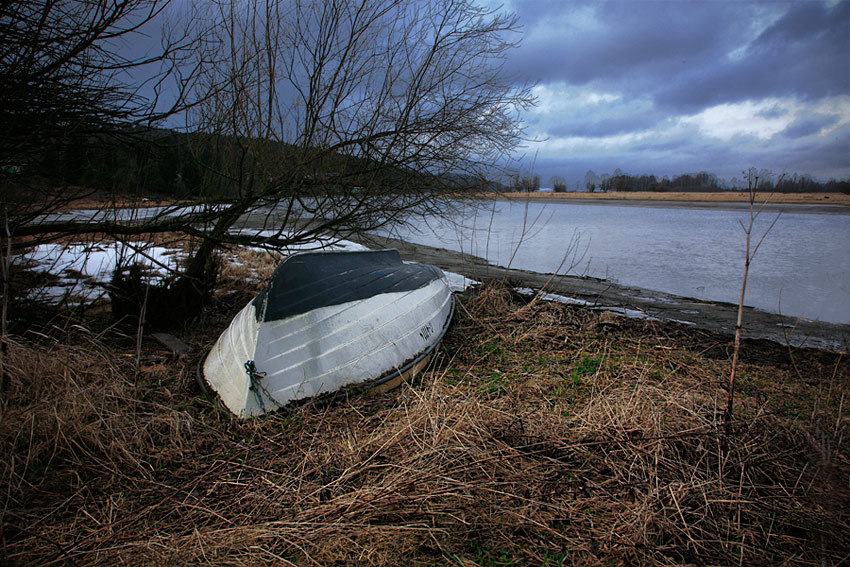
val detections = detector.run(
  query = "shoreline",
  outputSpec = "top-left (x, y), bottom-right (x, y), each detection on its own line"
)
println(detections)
top-left (495, 196), bottom-right (850, 215)
top-left (351, 232), bottom-right (850, 352)
top-left (477, 190), bottom-right (850, 208)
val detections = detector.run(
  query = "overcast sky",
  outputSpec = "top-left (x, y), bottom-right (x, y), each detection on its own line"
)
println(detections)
top-left (495, 0), bottom-right (849, 187)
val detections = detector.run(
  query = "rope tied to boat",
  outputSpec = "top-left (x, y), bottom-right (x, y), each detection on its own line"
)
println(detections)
top-left (244, 360), bottom-right (267, 411)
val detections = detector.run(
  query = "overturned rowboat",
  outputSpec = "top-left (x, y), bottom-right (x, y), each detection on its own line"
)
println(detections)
top-left (201, 249), bottom-right (454, 417)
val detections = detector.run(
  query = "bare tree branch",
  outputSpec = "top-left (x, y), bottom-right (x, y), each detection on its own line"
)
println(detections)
top-left (4, 0), bottom-right (533, 326)
top-left (181, 0), bottom-right (533, 246)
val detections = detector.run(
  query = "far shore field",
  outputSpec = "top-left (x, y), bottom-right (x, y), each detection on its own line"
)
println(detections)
top-left (60, 190), bottom-right (850, 213)
top-left (479, 190), bottom-right (850, 207)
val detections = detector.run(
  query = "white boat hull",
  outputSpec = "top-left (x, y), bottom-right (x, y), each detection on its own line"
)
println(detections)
top-left (202, 250), bottom-right (453, 417)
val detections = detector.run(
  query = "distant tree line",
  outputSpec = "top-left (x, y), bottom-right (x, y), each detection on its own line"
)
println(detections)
top-left (502, 168), bottom-right (849, 194)
top-left (773, 174), bottom-right (849, 194)
top-left (27, 136), bottom-right (850, 198)
top-left (574, 169), bottom-right (850, 194)
top-left (505, 172), bottom-right (540, 192)
top-left (21, 129), bottom-right (428, 201)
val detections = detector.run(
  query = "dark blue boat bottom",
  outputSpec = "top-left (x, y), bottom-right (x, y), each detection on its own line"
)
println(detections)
top-left (253, 249), bottom-right (443, 323)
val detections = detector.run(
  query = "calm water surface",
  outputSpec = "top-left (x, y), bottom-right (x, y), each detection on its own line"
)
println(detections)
top-left (388, 200), bottom-right (850, 324)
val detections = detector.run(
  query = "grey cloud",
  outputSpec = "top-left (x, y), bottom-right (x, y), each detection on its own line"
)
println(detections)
top-left (505, 0), bottom-right (849, 182)
top-left (530, 119), bottom-right (849, 186)
top-left (653, 2), bottom-right (849, 111)
top-left (781, 116), bottom-right (838, 139)
top-left (544, 112), bottom-right (663, 138)
top-left (506, 1), bottom-right (749, 90)
top-left (508, 1), bottom-right (848, 113)
top-left (778, 130), bottom-right (850, 179)
top-left (528, 97), bottom-right (667, 138)
top-left (757, 106), bottom-right (789, 120)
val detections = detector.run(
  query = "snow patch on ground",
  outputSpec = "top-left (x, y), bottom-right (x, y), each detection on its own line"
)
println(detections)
top-left (599, 306), bottom-right (660, 321)
top-left (16, 236), bottom-right (377, 305)
top-left (17, 242), bottom-right (185, 304)
top-left (516, 287), bottom-right (664, 321)
top-left (516, 287), bottom-right (593, 306)
top-left (229, 229), bottom-right (370, 255)
top-left (443, 271), bottom-right (478, 293)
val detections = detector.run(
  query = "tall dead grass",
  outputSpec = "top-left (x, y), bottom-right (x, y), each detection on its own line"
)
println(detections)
top-left (1, 281), bottom-right (847, 565)
top-left (0, 326), bottom-right (197, 565)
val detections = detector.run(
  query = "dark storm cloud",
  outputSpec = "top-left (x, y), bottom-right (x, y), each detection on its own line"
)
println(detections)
top-left (525, 92), bottom-right (667, 138)
top-left (782, 116), bottom-right (838, 139)
top-left (507, 1), bottom-right (849, 114)
top-left (501, 0), bottom-right (849, 183)
top-left (531, 126), bottom-right (850, 186)
top-left (654, 1), bottom-right (850, 111)
top-left (791, 129), bottom-right (850, 177)
top-left (544, 111), bottom-right (663, 138)
top-left (506, 1), bottom-right (745, 90)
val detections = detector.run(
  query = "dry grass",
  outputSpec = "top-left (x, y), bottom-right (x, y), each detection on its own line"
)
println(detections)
top-left (217, 247), bottom-right (284, 292)
top-left (1, 281), bottom-right (848, 566)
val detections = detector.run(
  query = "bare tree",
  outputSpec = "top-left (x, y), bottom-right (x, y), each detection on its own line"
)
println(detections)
top-left (4, 0), bottom-right (533, 327)
top-left (726, 168), bottom-right (782, 429)
top-left (179, 0), bottom-right (533, 250)
top-left (0, 1), bottom-right (197, 220)
top-left (0, 0), bottom-right (206, 338)
top-left (508, 172), bottom-right (540, 193)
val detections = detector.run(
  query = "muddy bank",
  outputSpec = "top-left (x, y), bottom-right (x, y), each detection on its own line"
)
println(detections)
top-left (352, 233), bottom-right (850, 352)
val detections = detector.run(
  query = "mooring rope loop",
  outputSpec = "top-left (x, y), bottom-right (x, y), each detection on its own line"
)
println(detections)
top-left (244, 360), bottom-right (268, 411)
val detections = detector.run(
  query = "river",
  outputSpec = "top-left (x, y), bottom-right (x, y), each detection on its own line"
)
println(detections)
top-left (384, 198), bottom-right (850, 325)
